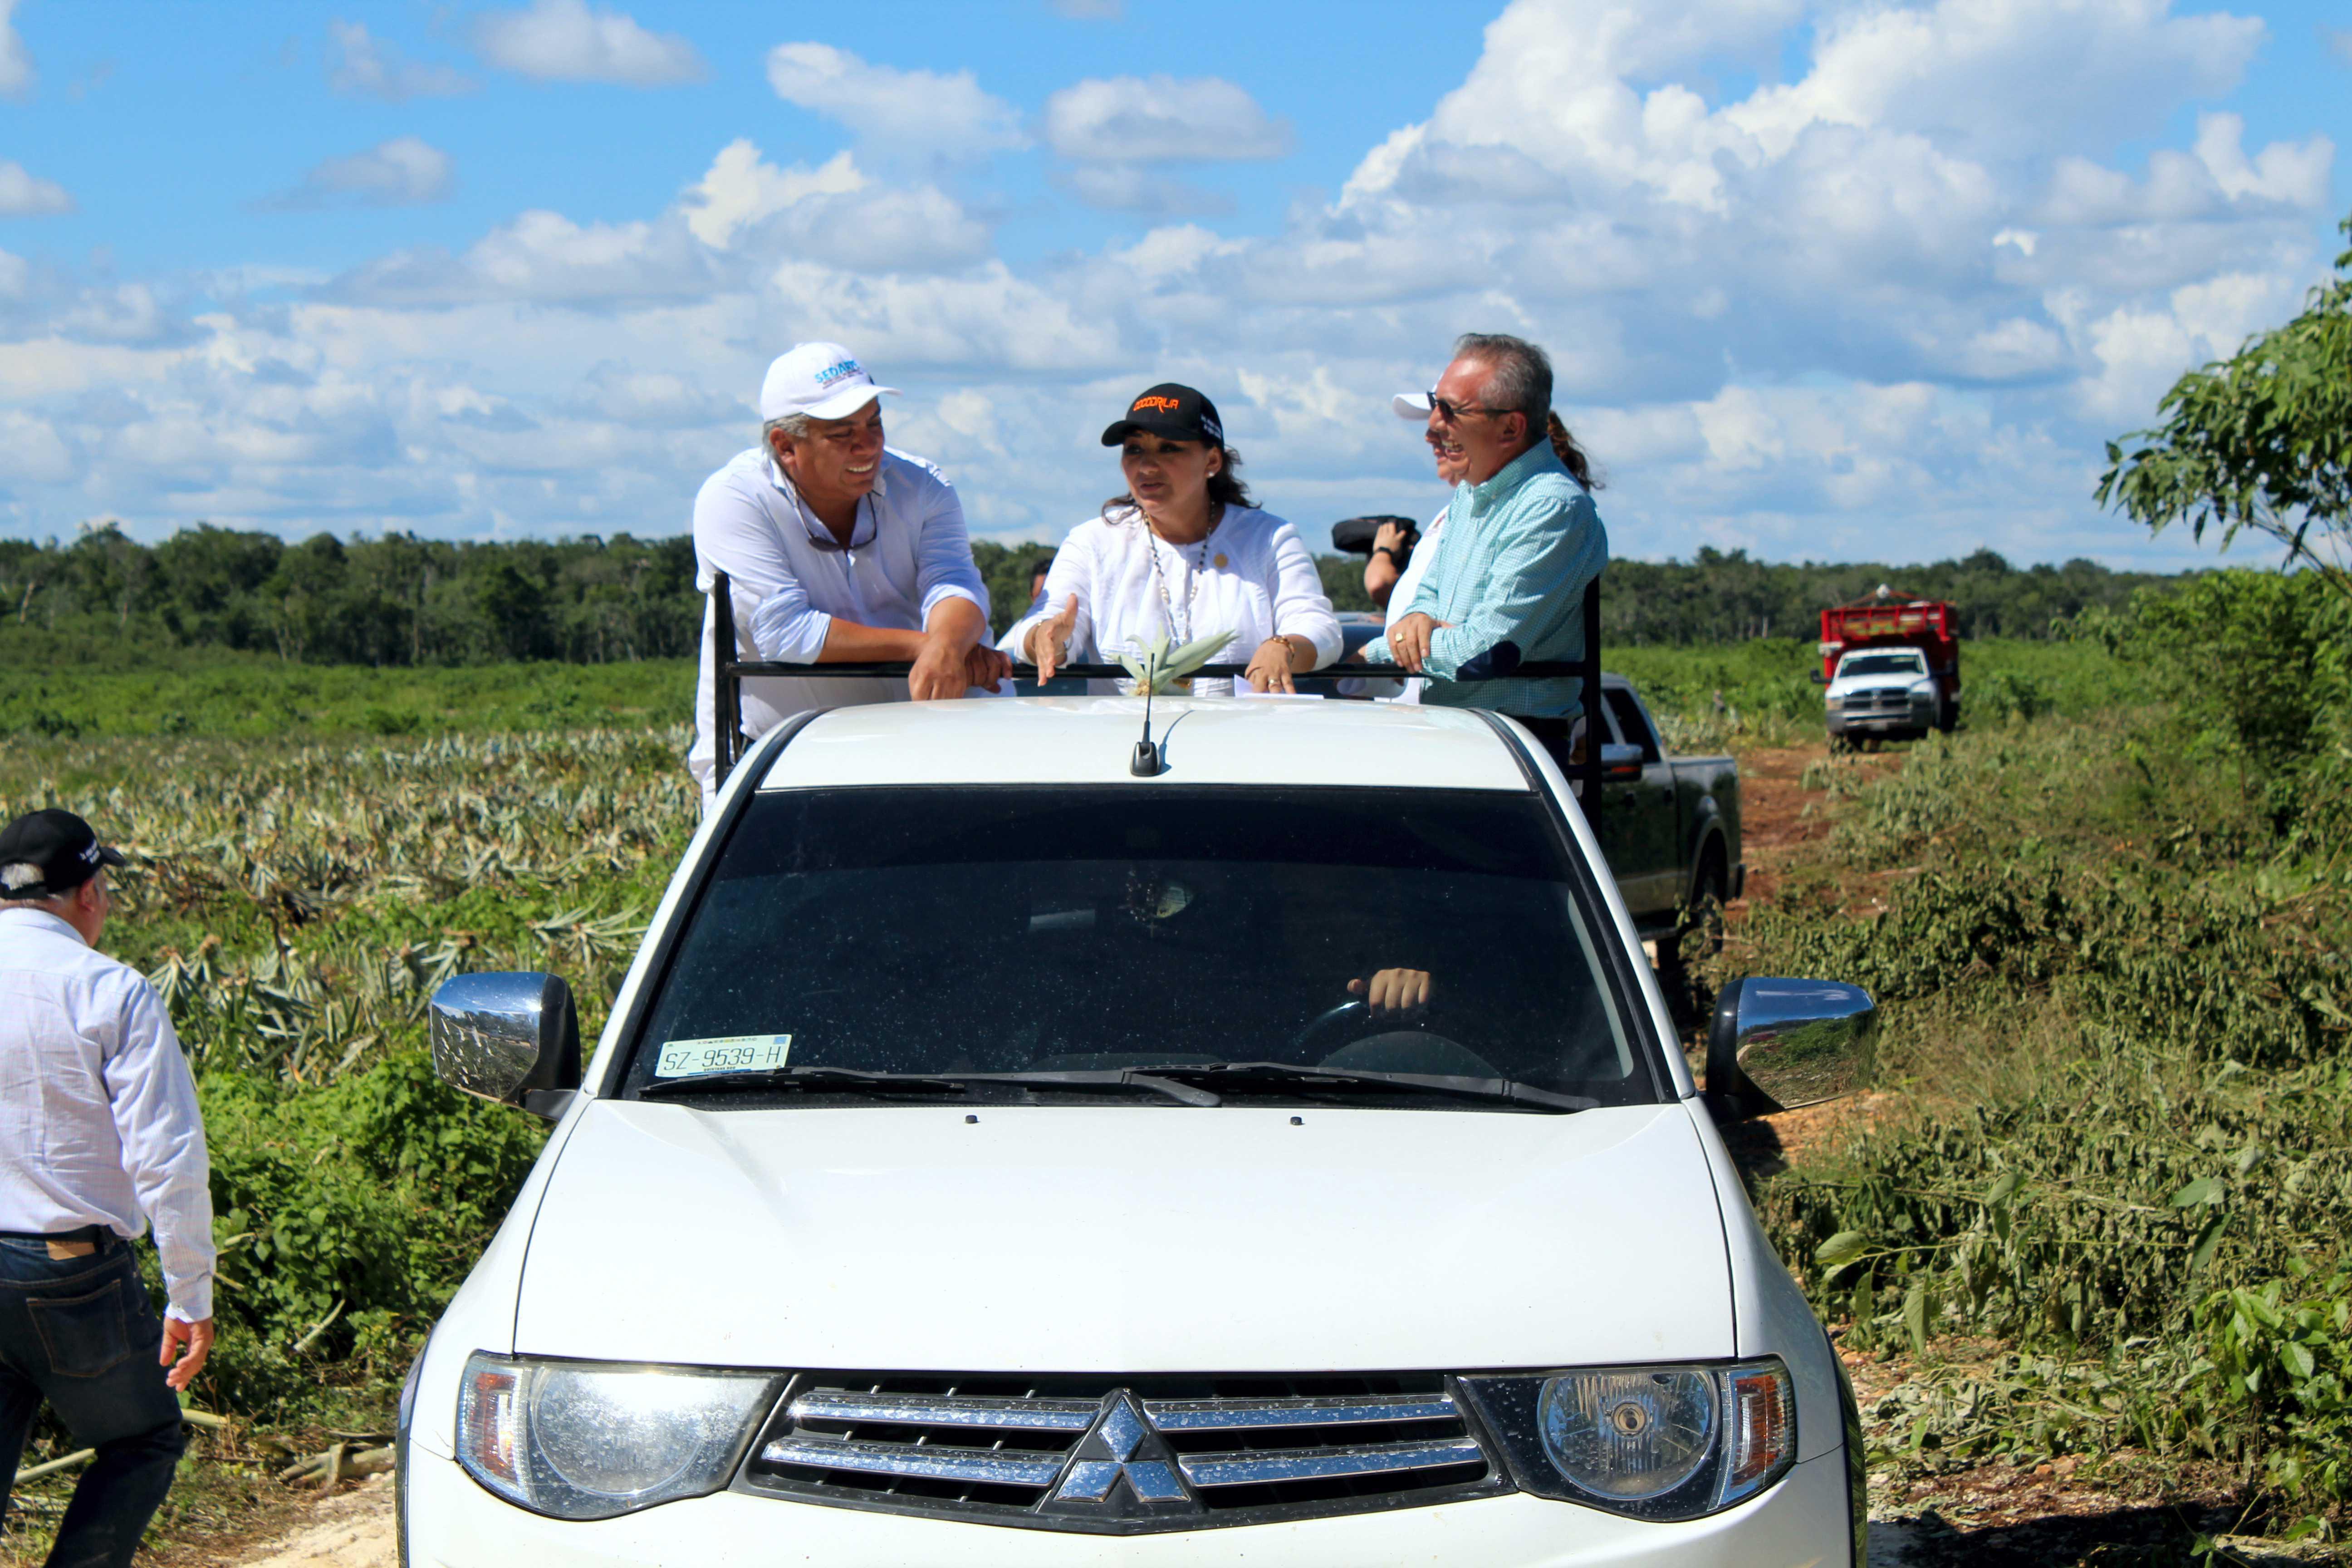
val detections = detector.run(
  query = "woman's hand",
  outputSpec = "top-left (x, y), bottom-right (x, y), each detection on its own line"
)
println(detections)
top-left (1026, 595), bottom-right (1080, 681)
top-left (1348, 969), bottom-right (1432, 1020)
top-left (1247, 635), bottom-right (1301, 694)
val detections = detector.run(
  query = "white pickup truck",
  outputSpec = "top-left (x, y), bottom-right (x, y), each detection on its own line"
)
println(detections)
top-left (1823, 647), bottom-right (1942, 747)
top-left (397, 696), bottom-right (1872, 1566)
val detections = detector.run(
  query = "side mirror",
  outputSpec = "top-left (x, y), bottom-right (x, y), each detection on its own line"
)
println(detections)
top-left (429, 972), bottom-right (583, 1121)
top-left (1704, 976), bottom-right (1877, 1122)
top-left (1810, 670), bottom-right (1828, 685)
top-left (1599, 742), bottom-right (1646, 782)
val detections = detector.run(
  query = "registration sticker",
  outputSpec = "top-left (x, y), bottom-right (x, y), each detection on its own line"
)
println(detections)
top-left (654, 1034), bottom-right (793, 1079)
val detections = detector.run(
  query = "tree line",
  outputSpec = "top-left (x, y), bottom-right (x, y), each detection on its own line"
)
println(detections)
top-left (0, 523), bottom-right (2188, 668)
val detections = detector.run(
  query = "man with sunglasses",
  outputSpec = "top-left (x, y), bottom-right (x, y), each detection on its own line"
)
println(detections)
top-left (1360, 333), bottom-right (1607, 757)
top-left (690, 342), bottom-right (1010, 808)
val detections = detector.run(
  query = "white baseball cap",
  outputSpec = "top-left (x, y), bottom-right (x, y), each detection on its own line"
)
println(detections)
top-left (1392, 391), bottom-right (1434, 420)
top-left (759, 342), bottom-right (900, 423)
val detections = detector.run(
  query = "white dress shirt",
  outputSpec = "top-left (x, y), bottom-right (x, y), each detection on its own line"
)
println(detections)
top-left (690, 445), bottom-right (990, 801)
top-left (999, 505), bottom-right (1342, 696)
top-left (0, 906), bottom-right (215, 1323)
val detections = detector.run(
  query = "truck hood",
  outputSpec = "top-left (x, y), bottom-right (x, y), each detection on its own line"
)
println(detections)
top-left (512, 1100), bottom-right (1734, 1373)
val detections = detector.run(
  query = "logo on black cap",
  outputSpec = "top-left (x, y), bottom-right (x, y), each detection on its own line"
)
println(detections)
top-left (1102, 383), bottom-right (1224, 448)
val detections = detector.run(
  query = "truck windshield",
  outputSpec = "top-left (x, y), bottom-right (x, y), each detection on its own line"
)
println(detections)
top-left (622, 786), bottom-right (1657, 1109)
top-left (1839, 653), bottom-right (1924, 677)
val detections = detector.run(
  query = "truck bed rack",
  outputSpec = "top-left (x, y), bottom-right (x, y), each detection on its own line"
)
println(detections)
top-left (708, 572), bottom-right (1603, 821)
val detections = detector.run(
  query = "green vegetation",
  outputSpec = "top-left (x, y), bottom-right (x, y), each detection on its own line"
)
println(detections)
top-left (1614, 634), bottom-right (2141, 751)
top-left (2101, 212), bottom-right (2352, 606)
top-left (3, 518), bottom-right (2185, 680)
top-left (0, 644), bottom-right (695, 743)
top-left (1720, 570), bottom-right (2351, 1546)
top-left (2, 572), bottom-right (2341, 1557)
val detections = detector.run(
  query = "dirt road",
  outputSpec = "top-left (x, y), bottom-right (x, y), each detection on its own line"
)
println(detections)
top-left (207, 1479), bottom-right (394, 1568)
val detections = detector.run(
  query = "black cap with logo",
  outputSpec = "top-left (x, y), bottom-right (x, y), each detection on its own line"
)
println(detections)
top-left (1100, 382), bottom-right (1225, 448)
top-left (0, 809), bottom-right (126, 900)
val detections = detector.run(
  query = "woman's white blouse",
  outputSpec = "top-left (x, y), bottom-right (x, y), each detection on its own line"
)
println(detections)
top-left (1000, 505), bottom-right (1343, 695)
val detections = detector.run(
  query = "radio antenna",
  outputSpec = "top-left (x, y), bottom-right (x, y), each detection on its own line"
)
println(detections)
top-left (1117, 628), bottom-right (1235, 778)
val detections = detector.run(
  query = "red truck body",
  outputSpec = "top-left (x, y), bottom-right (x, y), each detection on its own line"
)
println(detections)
top-left (1818, 597), bottom-right (1961, 730)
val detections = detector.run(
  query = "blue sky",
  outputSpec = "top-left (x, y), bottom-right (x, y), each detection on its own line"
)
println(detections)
top-left (1, 0), bottom-right (2346, 568)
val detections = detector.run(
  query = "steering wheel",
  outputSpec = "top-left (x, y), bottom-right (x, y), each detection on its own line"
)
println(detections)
top-left (1289, 999), bottom-right (1373, 1058)
top-left (1289, 992), bottom-right (1505, 1081)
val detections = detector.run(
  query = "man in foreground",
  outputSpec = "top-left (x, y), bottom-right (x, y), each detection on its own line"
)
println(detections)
top-left (1, 810), bottom-right (216, 1568)
top-left (690, 341), bottom-right (1008, 806)
top-left (1361, 333), bottom-right (1608, 761)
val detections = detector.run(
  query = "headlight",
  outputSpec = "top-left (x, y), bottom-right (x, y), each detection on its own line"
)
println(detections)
top-left (457, 1352), bottom-right (782, 1519)
top-left (1461, 1358), bottom-right (1796, 1520)
top-left (1824, 695), bottom-right (1844, 710)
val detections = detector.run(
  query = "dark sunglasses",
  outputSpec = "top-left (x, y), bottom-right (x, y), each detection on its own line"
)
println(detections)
top-left (1424, 391), bottom-right (1505, 424)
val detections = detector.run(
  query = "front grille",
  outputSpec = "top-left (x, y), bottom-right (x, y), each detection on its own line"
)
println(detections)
top-left (737, 1372), bottom-right (1505, 1534)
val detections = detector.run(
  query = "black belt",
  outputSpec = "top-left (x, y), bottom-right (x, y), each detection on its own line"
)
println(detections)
top-left (0, 1225), bottom-right (113, 1247)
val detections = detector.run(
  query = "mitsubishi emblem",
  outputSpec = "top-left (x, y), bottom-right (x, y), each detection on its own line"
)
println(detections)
top-left (1044, 1392), bottom-right (1200, 1518)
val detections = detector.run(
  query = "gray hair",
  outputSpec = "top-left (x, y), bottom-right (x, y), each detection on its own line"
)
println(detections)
top-left (1453, 332), bottom-right (1553, 434)
top-left (762, 413), bottom-right (812, 450)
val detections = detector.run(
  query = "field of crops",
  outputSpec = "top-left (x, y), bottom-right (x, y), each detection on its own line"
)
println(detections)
top-left (0, 576), bottom-right (2345, 1563)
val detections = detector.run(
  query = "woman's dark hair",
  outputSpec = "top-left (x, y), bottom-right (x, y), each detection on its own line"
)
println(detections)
top-left (1102, 443), bottom-right (1255, 521)
top-left (1545, 411), bottom-right (1602, 491)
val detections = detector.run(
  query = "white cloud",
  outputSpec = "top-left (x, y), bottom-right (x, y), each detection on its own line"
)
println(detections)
top-left (0, 0), bottom-right (2332, 572)
top-left (0, 0), bottom-right (29, 99)
top-left (765, 42), bottom-right (1023, 163)
top-left (474, 0), bottom-right (703, 87)
top-left (681, 139), bottom-right (863, 249)
top-left (0, 411), bottom-right (73, 486)
top-left (2326, 26), bottom-right (2352, 68)
top-left (267, 137), bottom-right (454, 209)
top-left (1058, 165), bottom-right (1229, 216)
top-left (2040, 113), bottom-right (2332, 225)
top-left (0, 159), bottom-right (71, 216)
top-left (1044, 75), bottom-right (1292, 162)
top-left (327, 20), bottom-right (473, 100)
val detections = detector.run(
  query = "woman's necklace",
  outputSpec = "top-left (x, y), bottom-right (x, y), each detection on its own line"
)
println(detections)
top-left (1142, 504), bottom-right (1222, 643)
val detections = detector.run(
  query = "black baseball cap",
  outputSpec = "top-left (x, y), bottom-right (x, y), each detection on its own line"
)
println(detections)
top-left (1100, 382), bottom-right (1225, 448)
top-left (0, 809), bottom-right (126, 900)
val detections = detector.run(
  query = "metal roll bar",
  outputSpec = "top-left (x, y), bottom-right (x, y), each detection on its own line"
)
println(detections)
top-left (710, 571), bottom-right (1604, 819)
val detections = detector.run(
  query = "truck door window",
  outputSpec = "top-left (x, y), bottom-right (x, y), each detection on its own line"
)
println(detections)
top-left (1602, 691), bottom-right (1661, 763)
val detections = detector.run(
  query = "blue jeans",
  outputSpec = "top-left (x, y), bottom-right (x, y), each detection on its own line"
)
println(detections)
top-left (0, 1235), bottom-right (187, 1568)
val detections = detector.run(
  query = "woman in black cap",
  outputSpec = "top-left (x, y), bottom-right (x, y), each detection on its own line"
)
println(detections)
top-left (1001, 383), bottom-right (1340, 695)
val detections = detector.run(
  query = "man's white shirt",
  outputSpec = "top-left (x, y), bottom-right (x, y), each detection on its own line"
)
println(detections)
top-left (999, 506), bottom-right (1342, 695)
top-left (690, 445), bottom-right (990, 800)
top-left (0, 905), bottom-right (215, 1322)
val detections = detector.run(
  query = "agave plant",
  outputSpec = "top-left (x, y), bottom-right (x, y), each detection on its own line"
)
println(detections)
top-left (1116, 628), bottom-right (1236, 695)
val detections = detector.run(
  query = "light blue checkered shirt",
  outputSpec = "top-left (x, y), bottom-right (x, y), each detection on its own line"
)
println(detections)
top-left (1364, 440), bottom-right (1608, 719)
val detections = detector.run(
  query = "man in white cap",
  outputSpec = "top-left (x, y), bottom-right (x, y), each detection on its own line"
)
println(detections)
top-left (690, 342), bottom-right (1009, 806)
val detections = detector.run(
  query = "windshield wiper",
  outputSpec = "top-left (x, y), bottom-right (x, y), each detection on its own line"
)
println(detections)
top-left (952, 1070), bottom-right (1221, 1107)
top-left (1139, 1061), bottom-right (1598, 1114)
top-left (638, 1066), bottom-right (1218, 1106)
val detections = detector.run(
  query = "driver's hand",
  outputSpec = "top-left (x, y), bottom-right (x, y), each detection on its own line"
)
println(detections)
top-left (1348, 969), bottom-right (1431, 1019)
